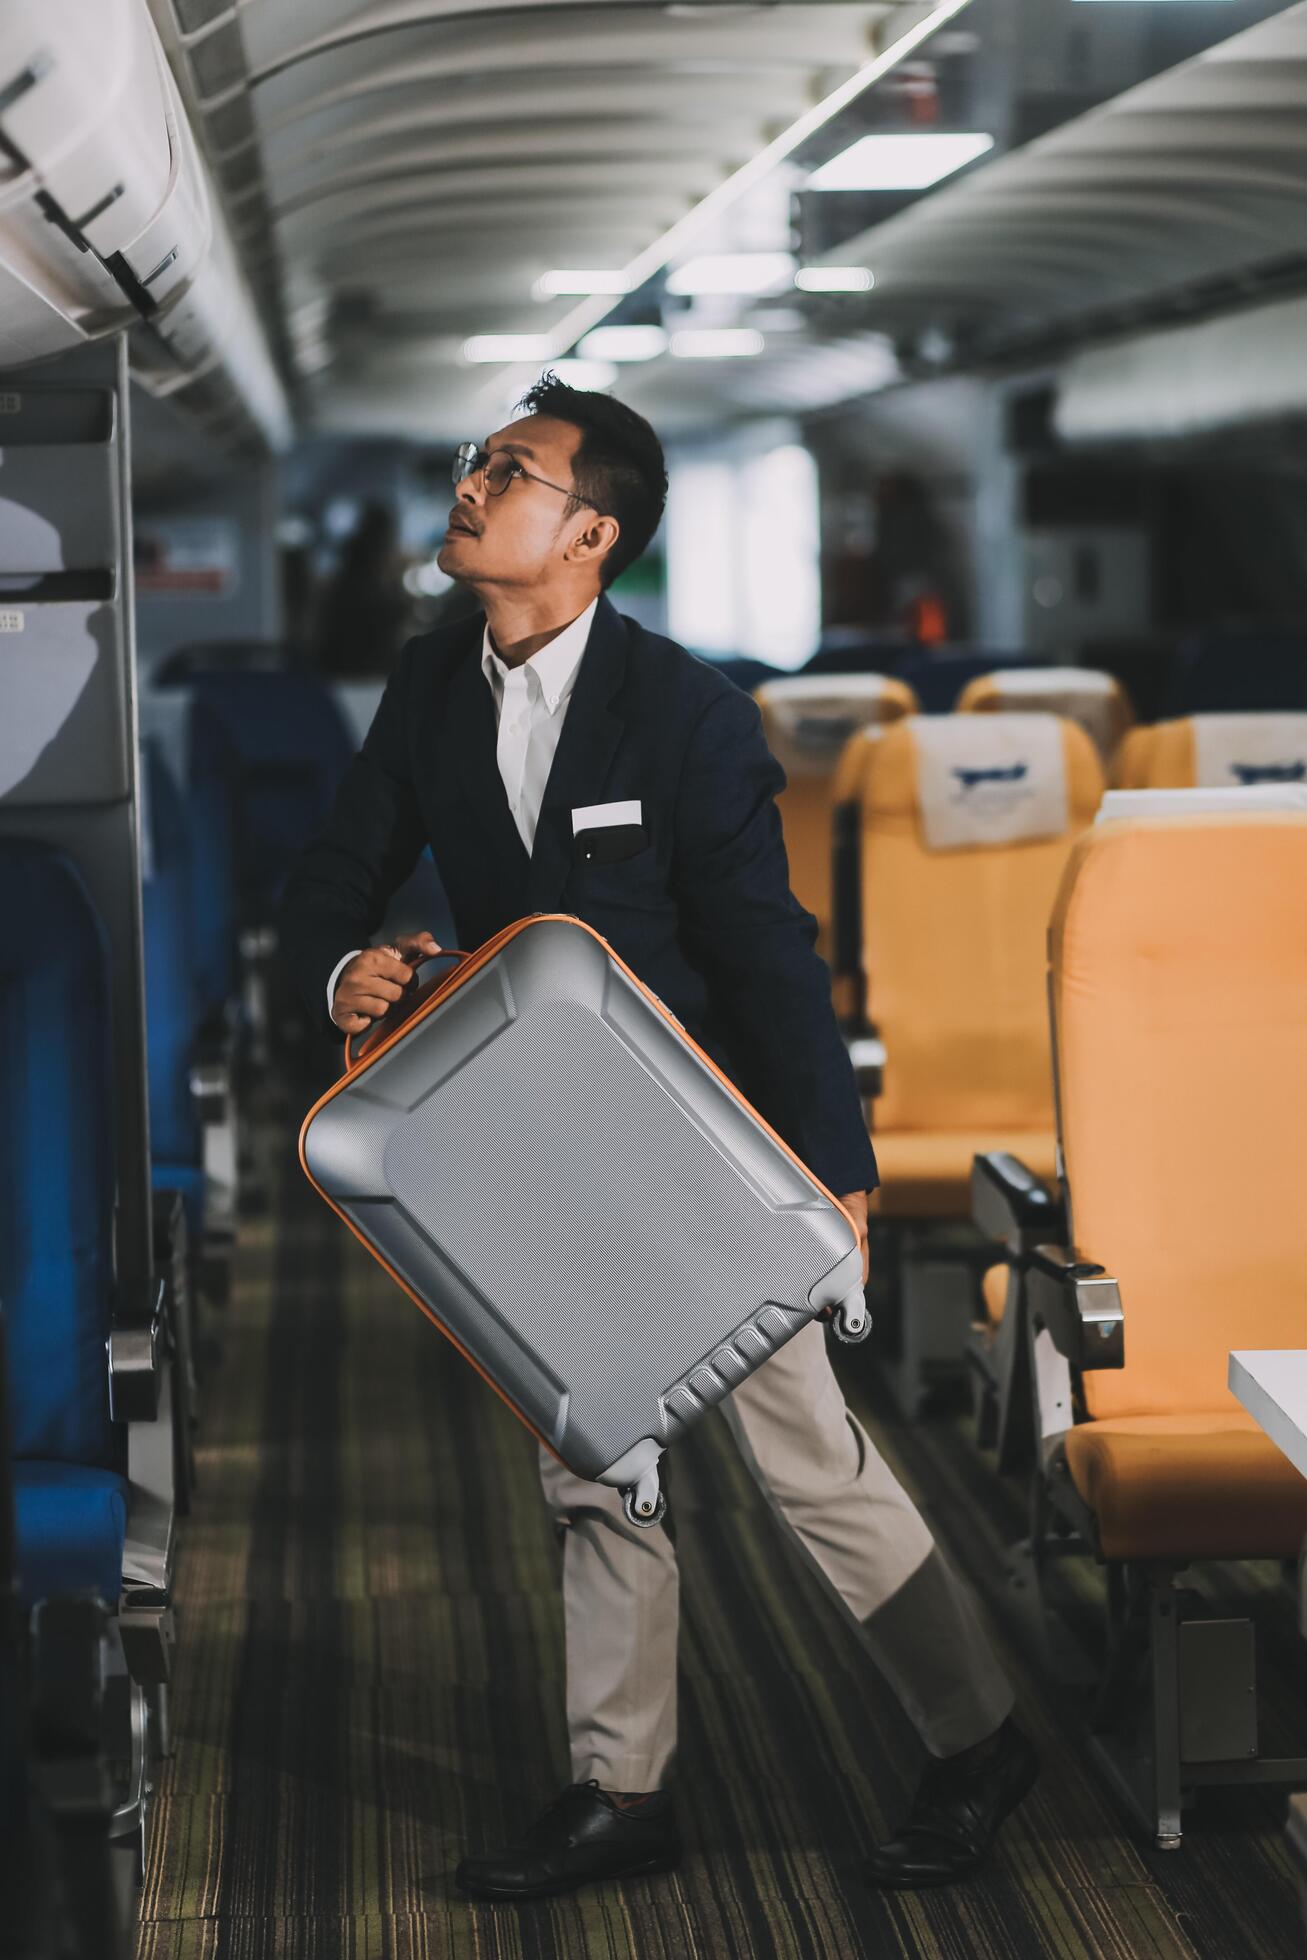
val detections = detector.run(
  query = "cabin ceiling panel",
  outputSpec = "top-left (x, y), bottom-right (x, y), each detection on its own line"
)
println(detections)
top-left (150, 0), bottom-right (908, 423)
top-left (822, 0), bottom-right (1307, 361)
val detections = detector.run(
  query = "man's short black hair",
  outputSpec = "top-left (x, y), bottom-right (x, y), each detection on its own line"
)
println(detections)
top-left (517, 370), bottom-right (668, 588)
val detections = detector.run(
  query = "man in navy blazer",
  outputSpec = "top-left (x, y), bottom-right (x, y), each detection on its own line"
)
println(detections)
top-left (279, 374), bottom-right (1034, 1900)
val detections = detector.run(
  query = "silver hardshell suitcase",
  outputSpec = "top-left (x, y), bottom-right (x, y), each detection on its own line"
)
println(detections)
top-left (299, 914), bottom-right (868, 1527)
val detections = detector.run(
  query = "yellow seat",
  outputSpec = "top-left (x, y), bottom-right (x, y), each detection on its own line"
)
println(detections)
top-left (1054, 813), bottom-right (1307, 1431)
top-left (1035, 807), bottom-right (1307, 1839)
top-left (1115, 712), bottom-right (1307, 790)
top-left (958, 666), bottom-right (1133, 765)
top-left (871, 1129), bottom-right (1058, 1219)
top-left (860, 715), bottom-right (1102, 1219)
top-left (1064, 1414), bottom-right (1307, 1562)
top-left (755, 675), bottom-right (917, 963)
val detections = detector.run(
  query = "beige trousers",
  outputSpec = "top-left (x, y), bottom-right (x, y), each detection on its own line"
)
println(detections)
top-left (537, 1319), bottom-right (1014, 1791)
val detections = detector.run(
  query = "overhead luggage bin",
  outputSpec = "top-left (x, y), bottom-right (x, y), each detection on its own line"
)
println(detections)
top-left (0, 0), bottom-right (287, 451)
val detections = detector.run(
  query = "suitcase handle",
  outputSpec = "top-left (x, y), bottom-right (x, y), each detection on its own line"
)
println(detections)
top-left (343, 946), bottom-right (471, 1071)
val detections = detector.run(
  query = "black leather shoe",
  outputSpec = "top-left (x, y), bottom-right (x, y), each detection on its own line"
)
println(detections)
top-left (864, 1717), bottom-right (1039, 1890)
top-left (454, 1780), bottom-right (681, 1901)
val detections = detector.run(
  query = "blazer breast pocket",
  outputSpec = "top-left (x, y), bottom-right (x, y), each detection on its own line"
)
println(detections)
top-left (567, 837), bottom-right (664, 912)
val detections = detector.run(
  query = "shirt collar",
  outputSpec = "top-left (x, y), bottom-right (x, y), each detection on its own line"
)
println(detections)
top-left (480, 597), bottom-right (599, 715)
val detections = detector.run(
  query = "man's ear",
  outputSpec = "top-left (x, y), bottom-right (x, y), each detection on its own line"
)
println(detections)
top-left (565, 512), bottom-right (621, 574)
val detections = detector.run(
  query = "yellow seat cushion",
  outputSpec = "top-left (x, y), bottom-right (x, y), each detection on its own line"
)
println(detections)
top-left (1064, 1413), bottom-right (1307, 1561)
top-left (871, 1130), bottom-right (1057, 1219)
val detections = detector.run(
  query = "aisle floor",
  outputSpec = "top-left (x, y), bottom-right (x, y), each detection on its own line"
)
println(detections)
top-left (136, 1077), bottom-right (1306, 1958)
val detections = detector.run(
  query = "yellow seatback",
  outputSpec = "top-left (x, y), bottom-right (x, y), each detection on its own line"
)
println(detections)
top-left (1112, 714), bottom-right (1307, 791)
top-left (756, 676), bottom-right (918, 957)
top-left (1050, 812), bottom-right (1307, 1418)
top-left (958, 666), bottom-right (1133, 763)
top-left (862, 715), bottom-right (1103, 1133)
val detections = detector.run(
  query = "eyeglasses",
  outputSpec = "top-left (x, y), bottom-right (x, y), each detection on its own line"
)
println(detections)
top-left (452, 441), bottom-right (581, 502)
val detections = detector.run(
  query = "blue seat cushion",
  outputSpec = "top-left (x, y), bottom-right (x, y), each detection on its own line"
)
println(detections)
top-left (152, 1161), bottom-right (206, 1241)
top-left (12, 1462), bottom-right (128, 1610)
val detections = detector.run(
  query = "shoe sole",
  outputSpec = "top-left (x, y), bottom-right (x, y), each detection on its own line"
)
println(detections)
top-left (454, 1853), bottom-right (681, 1902)
top-left (864, 1748), bottom-right (1041, 1892)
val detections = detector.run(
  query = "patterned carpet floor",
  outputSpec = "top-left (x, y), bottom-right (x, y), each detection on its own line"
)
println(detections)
top-left (136, 1070), bottom-right (1307, 1958)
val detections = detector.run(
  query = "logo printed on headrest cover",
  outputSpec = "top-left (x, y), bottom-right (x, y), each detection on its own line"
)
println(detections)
top-left (911, 713), bottom-right (1069, 851)
top-left (953, 763), bottom-right (1030, 792)
top-left (1230, 760), bottom-right (1306, 785)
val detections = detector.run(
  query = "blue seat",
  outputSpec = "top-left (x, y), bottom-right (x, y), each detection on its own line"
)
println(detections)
top-left (804, 630), bottom-right (914, 677)
top-left (0, 842), bottom-right (123, 1612)
top-left (10, 1464), bottom-right (127, 1611)
top-left (187, 671), bottom-right (356, 929)
top-left (897, 647), bottom-right (1045, 714)
top-left (1166, 630), bottom-right (1307, 715)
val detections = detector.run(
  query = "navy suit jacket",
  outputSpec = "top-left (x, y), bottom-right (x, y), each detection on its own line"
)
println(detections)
top-left (278, 595), bottom-right (878, 1197)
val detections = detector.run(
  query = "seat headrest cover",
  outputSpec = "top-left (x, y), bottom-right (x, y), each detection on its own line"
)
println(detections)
top-left (909, 713), bottom-right (1070, 851)
top-left (964, 668), bottom-right (1124, 755)
top-left (977, 665), bottom-right (1117, 700)
top-left (757, 674), bottom-right (914, 777)
top-left (1099, 784), bottom-right (1307, 823)
top-left (1192, 713), bottom-right (1307, 790)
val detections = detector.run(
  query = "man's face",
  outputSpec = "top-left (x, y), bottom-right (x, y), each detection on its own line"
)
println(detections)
top-left (437, 413), bottom-right (594, 591)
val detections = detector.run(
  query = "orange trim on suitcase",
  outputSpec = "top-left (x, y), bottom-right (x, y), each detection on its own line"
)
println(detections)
top-left (297, 914), bottom-right (860, 1466)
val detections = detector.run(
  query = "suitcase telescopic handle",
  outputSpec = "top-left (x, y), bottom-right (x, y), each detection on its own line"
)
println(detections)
top-left (343, 945), bottom-right (471, 1071)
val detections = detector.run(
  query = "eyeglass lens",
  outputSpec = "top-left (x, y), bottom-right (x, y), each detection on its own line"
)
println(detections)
top-left (452, 444), bottom-right (516, 494)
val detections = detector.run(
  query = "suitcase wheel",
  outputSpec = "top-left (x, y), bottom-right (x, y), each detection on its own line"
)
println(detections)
top-left (830, 1288), bottom-right (872, 1345)
top-left (622, 1468), bottom-right (666, 1531)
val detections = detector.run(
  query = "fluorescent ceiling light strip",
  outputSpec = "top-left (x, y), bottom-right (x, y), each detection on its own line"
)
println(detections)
top-left (535, 270), bottom-right (633, 298)
top-left (481, 0), bottom-right (975, 401)
top-left (670, 329), bottom-right (764, 359)
top-left (579, 325), bottom-right (668, 362)
top-left (464, 333), bottom-right (553, 363)
top-left (666, 252), bottom-right (794, 297)
top-left (807, 132), bottom-right (993, 190)
top-left (795, 266), bottom-right (874, 293)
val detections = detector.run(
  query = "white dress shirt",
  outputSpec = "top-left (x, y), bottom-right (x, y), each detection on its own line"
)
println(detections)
top-left (326, 598), bottom-right (598, 1015)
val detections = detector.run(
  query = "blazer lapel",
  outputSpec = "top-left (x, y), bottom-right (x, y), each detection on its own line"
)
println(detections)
top-left (527, 595), bottom-right (627, 910)
top-left (431, 620), bottom-right (531, 875)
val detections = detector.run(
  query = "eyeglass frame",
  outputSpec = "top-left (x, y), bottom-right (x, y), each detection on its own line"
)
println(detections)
top-left (452, 440), bottom-right (589, 506)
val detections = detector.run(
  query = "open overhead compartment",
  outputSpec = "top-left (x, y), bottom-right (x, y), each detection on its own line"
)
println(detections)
top-left (0, 0), bottom-right (289, 452)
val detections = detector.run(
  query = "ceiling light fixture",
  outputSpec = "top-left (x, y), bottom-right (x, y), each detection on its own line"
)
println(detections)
top-left (806, 132), bottom-right (993, 192)
top-left (578, 326), bottom-right (669, 363)
top-left (666, 252), bottom-right (794, 297)
top-left (534, 270), bottom-right (633, 299)
top-left (670, 329), bottom-right (765, 360)
top-left (794, 266), bottom-right (874, 293)
top-left (546, 357), bottom-right (618, 390)
top-left (479, 0), bottom-right (977, 396)
top-left (463, 333), bottom-right (554, 363)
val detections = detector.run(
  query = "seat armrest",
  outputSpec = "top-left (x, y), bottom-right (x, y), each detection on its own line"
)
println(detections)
top-left (971, 1151), bottom-right (1065, 1253)
top-left (846, 1031), bottom-right (886, 1097)
top-left (1027, 1244), bottom-right (1124, 1370)
top-left (831, 797), bottom-right (865, 1027)
top-left (108, 1275), bottom-right (166, 1422)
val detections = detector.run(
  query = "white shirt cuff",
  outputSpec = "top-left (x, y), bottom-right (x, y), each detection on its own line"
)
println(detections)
top-left (327, 948), bottom-right (362, 1019)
